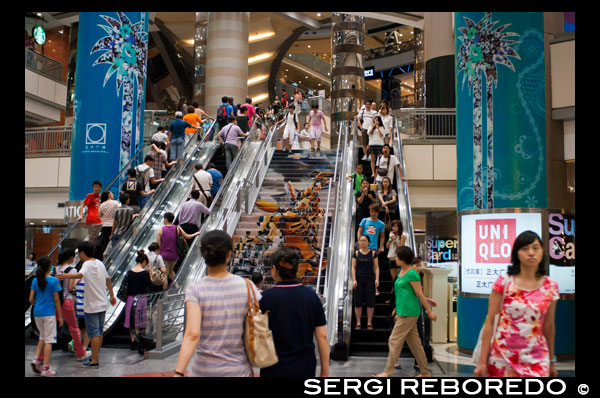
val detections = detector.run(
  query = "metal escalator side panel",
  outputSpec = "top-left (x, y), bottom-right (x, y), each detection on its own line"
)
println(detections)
top-left (392, 118), bottom-right (416, 254)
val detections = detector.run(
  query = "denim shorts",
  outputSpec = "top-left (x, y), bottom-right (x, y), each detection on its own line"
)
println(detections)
top-left (84, 311), bottom-right (106, 338)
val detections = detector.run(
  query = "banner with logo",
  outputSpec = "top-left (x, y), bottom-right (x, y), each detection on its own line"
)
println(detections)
top-left (69, 12), bottom-right (148, 200)
top-left (459, 211), bottom-right (542, 295)
top-left (455, 12), bottom-right (546, 211)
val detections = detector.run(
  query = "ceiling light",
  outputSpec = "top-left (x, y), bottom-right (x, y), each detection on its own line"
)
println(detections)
top-left (316, 13), bottom-right (322, 17)
top-left (183, 39), bottom-right (195, 45)
top-left (58, 29), bottom-right (64, 34)
top-left (307, 45), bottom-right (311, 48)
top-left (252, 93), bottom-right (269, 103)
top-left (248, 74), bottom-right (269, 86)
top-left (249, 31), bottom-right (275, 42)
top-left (299, 81), bottom-right (302, 83)
top-left (411, 31), bottom-right (414, 34)
top-left (248, 52), bottom-right (274, 64)
top-left (37, 12), bottom-right (42, 17)
top-left (305, 76), bottom-right (309, 79)
top-left (30, 222), bottom-right (35, 225)
top-left (42, 220), bottom-right (47, 223)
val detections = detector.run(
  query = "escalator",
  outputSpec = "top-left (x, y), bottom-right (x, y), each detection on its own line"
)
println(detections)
top-left (25, 119), bottom-right (219, 334)
top-left (126, 115), bottom-right (287, 356)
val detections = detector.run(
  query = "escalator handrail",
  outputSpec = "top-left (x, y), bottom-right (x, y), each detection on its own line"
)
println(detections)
top-left (392, 117), bottom-right (416, 254)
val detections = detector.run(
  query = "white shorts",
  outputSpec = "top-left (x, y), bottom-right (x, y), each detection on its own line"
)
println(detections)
top-left (283, 128), bottom-right (295, 144)
top-left (35, 316), bottom-right (57, 344)
top-left (310, 126), bottom-right (322, 141)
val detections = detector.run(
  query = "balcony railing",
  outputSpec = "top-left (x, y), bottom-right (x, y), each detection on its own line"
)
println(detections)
top-left (395, 108), bottom-right (456, 139)
top-left (25, 48), bottom-right (64, 82)
top-left (25, 126), bottom-right (72, 156)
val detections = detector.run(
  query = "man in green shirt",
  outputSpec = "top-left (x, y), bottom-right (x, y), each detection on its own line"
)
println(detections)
top-left (347, 163), bottom-right (367, 195)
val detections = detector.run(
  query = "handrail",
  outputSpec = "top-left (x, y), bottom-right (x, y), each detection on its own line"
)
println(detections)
top-left (324, 120), bottom-right (358, 352)
top-left (129, 113), bottom-right (286, 351)
top-left (392, 117), bottom-right (416, 253)
top-left (316, 122), bottom-right (344, 296)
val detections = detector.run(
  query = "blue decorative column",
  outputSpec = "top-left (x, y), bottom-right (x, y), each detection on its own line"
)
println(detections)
top-left (455, 12), bottom-right (548, 352)
top-left (69, 12), bottom-right (149, 200)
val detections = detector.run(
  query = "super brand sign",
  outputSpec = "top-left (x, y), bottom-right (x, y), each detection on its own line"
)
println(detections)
top-left (475, 219), bottom-right (516, 263)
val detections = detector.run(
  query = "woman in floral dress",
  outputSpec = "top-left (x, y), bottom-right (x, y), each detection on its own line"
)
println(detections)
top-left (474, 231), bottom-right (559, 377)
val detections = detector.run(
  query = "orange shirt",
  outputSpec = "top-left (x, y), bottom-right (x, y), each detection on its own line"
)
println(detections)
top-left (183, 113), bottom-right (202, 134)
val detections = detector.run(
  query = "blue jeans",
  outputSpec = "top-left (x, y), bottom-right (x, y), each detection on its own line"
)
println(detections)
top-left (84, 311), bottom-right (106, 338)
top-left (139, 193), bottom-right (149, 209)
top-left (170, 137), bottom-right (185, 159)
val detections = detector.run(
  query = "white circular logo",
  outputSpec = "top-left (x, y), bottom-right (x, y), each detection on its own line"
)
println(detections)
top-left (33, 25), bottom-right (46, 45)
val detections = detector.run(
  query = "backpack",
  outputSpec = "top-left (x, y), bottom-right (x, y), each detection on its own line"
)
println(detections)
top-left (216, 105), bottom-right (228, 125)
top-left (135, 165), bottom-right (151, 191)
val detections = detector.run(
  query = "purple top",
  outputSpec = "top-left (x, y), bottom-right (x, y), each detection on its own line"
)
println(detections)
top-left (185, 275), bottom-right (261, 377)
top-left (160, 224), bottom-right (178, 261)
top-left (218, 123), bottom-right (244, 146)
top-left (178, 200), bottom-right (210, 226)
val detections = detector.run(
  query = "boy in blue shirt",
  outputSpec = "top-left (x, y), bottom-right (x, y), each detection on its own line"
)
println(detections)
top-left (358, 204), bottom-right (386, 254)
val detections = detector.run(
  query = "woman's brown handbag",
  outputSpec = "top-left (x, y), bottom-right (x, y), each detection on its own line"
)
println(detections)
top-left (243, 278), bottom-right (278, 368)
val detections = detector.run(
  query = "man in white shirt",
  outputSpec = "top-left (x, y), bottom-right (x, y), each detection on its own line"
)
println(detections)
top-left (136, 154), bottom-right (165, 209)
top-left (151, 126), bottom-right (169, 147)
top-left (57, 242), bottom-right (116, 368)
top-left (192, 163), bottom-right (213, 206)
top-left (357, 99), bottom-right (380, 160)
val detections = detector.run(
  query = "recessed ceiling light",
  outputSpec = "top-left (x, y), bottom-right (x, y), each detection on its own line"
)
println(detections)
top-left (42, 220), bottom-right (47, 223)
top-left (316, 13), bottom-right (322, 17)
top-left (30, 222), bottom-right (35, 225)
top-left (299, 81), bottom-right (302, 83)
top-left (307, 45), bottom-right (311, 48)
top-left (37, 12), bottom-right (42, 17)
top-left (305, 76), bottom-right (308, 79)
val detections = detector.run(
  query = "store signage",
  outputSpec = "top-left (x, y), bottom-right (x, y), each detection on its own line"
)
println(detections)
top-left (364, 66), bottom-right (374, 78)
top-left (548, 213), bottom-right (575, 294)
top-left (427, 237), bottom-right (458, 263)
top-left (32, 25), bottom-right (46, 45)
top-left (64, 200), bottom-right (82, 223)
top-left (460, 212), bottom-right (542, 295)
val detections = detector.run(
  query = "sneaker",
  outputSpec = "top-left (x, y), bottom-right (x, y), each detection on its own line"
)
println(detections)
top-left (41, 366), bottom-right (56, 377)
top-left (317, 148), bottom-right (321, 152)
top-left (76, 351), bottom-right (92, 361)
top-left (81, 360), bottom-right (99, 369)
top-left (30, 358), bottom-right (42, 375)
top-left (362, 155), bottom-right (368, 161)
top-left (310, 148), bottom-right (315, 152)
top-left (67, 340), bottom-right (75, 354)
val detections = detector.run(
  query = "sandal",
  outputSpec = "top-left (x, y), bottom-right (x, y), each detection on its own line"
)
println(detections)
top-left (355, 324), bottom-right (361, 330)
top-left (367, 325), bottom-right (374, 330)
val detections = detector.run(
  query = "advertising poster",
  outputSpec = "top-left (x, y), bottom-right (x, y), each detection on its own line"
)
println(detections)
top-left (455, 12), bottom-right (546, 211)
top-left (69, 12), bottom-right (149, 201)
top-left (548, 212), bottom-right (575, 294)
top-left (460, 211), bottom-right (542, 295)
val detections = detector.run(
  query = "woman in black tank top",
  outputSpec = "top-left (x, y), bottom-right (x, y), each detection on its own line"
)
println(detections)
top-left (351, 235), bottom-right (380, 330)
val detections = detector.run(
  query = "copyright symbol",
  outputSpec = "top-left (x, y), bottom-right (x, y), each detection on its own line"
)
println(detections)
top-left (578, 384), bottom-right (589, 395)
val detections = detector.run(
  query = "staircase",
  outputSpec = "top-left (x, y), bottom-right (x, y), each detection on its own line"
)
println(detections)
top-left (229, 148), bottom-right (338, 293)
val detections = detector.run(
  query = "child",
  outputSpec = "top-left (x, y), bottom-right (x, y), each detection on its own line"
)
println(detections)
top-left (251, 270), bottom-right (264, 293)
top-left (299, 123), bottom-right (312, 150)
top-left (76, 180), bottom-right (103, 245)
top-left (282, 104), bottom-right (299, 152)
top-left (29, 256), bottom-right (63, 376)
top-left (308, 103), bottom-right (328, 152)
top-left (347, 163), bottom-right (367, 195)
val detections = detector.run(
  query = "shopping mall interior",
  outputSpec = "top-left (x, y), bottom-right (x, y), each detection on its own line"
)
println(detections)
top-left (25, 11), bottom-right (575, 379)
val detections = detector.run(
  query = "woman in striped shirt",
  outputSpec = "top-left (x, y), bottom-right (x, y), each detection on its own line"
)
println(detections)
top-left (174, 230), bottom-right (261, 377)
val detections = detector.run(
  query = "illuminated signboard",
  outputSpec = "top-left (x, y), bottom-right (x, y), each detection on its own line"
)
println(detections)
top-left (427, 236), bottom-right (458, 278)
top-left (548, 212), bottom-right (575, 294)
top-left (33, 25), bottom-right (46, 46)
top-left (460, 212), bottom-right (542, 295)
top-left (364, 66), bottom-right (375, 78)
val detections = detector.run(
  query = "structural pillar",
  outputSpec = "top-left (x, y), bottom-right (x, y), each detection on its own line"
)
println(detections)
top-left (330, 13), bottom-right (365, 148)
top-left (70, 12), bottom-right (149, 200)
top-left (205, 12), bottom-right (249, 116)
top-left (193, 12), bottom-right (208, 110)
top-left (423, 12), bottom-right (455, 109)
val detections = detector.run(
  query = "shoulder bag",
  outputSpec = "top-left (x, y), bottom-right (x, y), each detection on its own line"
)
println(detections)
top-left (149, 255), bottom-right (167, 287)
top-left (176, 227), bottom-right (189, 259)
top-left (117, 271), bottom-right (130, 302)
top-left (471, 274), bottom-right (511, 365)
top-left (243, 278), bottom-right (278, 368)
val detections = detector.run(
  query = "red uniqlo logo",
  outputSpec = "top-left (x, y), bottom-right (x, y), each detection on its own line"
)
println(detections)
top-left (475, 219), bottom-right (516, 263)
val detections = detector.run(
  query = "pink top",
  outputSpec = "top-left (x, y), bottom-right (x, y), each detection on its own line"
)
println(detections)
top-left (310, 110), bottom-right (325, 128)
top-left (160, 224), bottom-right (179, 262)
top-left (241, 104), bottom-right (256, 126)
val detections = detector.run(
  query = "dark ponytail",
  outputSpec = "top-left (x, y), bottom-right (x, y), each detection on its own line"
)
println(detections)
top-left (35, 256), bottom-right (53, 291)
top-left (200, 230), bottom-right (233, 266)
top-left (270, 248), bottom-right (299, 281)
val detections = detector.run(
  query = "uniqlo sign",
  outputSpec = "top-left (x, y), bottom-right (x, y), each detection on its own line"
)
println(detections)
top-left (475, 219), bottom-right (516, 263)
